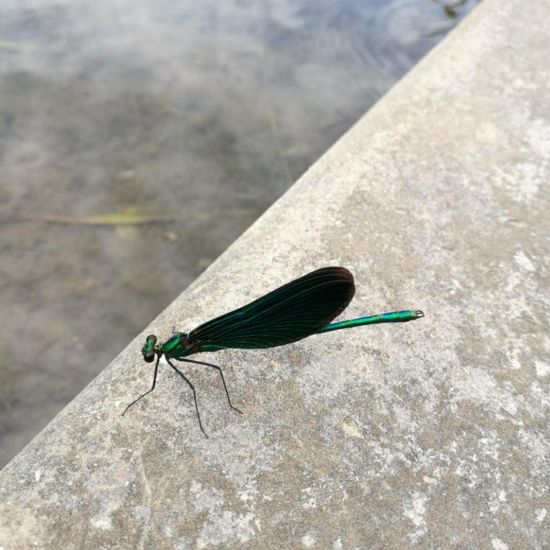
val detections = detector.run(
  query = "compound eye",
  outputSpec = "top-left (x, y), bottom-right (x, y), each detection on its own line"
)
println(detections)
top-left (141, 334), bottom-right (158, 363)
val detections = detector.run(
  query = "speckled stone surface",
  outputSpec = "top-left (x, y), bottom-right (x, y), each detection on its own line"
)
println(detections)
top-left (1, 0), bottom-right (548, 547)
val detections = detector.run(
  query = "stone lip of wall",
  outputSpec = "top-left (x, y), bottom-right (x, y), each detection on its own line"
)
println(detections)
top-left (1, 0), bottom-right (548, 547)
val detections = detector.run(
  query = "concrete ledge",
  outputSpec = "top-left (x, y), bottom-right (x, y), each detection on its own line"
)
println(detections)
top-left (1, 0), bottom-right (548, 547)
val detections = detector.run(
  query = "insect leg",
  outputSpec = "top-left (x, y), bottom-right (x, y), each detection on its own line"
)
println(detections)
top-left (122, 356), bottom-right (160, 416)
top-left (166, 358), bottom-right (208, 438)
top-left (179, 357), bottom-right (243, 414)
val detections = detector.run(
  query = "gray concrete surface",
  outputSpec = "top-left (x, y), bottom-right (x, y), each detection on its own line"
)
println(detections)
top-left (1, 0), bottom-right (548, 547)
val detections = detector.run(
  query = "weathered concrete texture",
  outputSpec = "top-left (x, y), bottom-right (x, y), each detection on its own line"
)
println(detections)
top-left (1, 0), bottom-right (549, 547)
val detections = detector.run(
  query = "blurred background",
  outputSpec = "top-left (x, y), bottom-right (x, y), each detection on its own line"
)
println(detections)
top-left (0, 0), bottom-right (479, 468)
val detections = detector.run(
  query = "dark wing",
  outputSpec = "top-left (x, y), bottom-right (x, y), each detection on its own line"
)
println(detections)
top-left (188, 267), bottom-right (355, 350)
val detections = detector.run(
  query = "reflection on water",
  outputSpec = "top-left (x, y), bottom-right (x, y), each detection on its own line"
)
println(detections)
top-left (0, 0), bottom-right (479, 467)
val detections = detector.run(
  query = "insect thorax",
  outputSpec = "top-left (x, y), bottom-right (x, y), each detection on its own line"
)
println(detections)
top-left (161, 332), bottom-right (196, 358)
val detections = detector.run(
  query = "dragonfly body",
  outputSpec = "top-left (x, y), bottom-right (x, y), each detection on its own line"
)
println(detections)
top-left (124, 267), bottom-right (424, 436)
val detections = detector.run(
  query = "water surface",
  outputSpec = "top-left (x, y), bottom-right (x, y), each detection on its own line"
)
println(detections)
top-left (0, 0), bottom-right (479, 467)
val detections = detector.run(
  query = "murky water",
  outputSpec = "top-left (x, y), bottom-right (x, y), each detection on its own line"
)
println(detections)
top-left (0, 0), bottom-right (479, 467)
